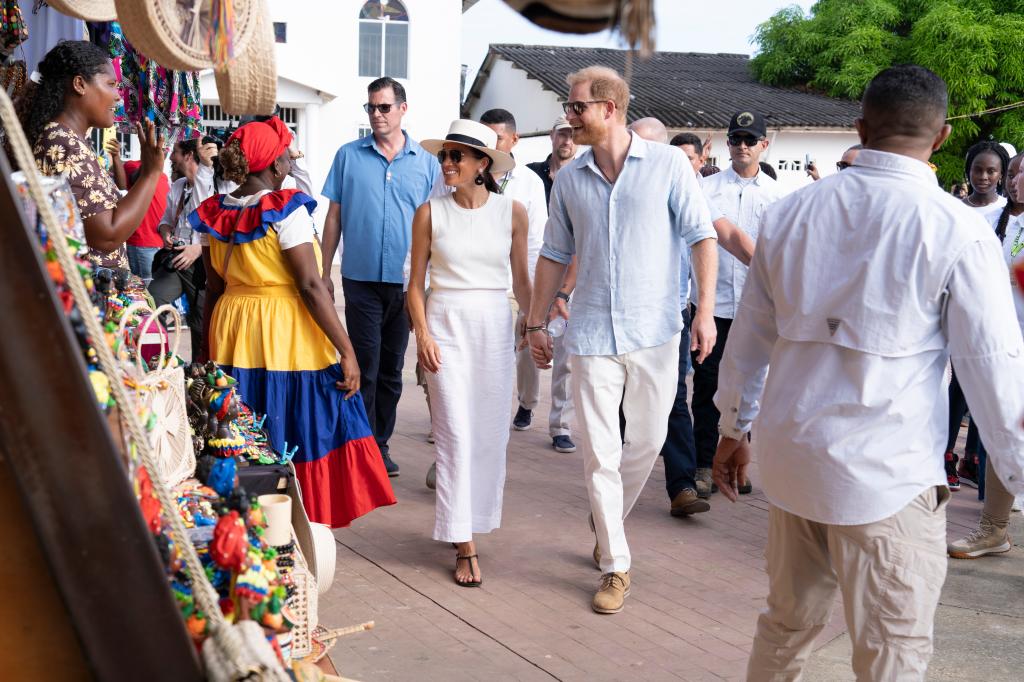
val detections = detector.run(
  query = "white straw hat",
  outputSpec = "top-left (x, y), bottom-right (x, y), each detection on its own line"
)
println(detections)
top-left (215, 0), bottom-right (277, 116)
top-left (45, 0), bottom-right (116, 21)
top-left (114, 0), bottom-right (261, 73)
top-left (421, 119), bottom-right (515, 175)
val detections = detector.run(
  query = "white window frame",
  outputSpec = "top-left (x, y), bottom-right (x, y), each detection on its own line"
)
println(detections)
top-left (358, 0), bottom-right (410, 79)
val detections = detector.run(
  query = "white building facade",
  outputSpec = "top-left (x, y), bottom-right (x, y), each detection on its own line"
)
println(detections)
top-left (200, 0), bottom-right (465, 223)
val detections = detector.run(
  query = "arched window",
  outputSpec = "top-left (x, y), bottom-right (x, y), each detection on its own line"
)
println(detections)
top-left (358, 1), bottom-right (409, 79)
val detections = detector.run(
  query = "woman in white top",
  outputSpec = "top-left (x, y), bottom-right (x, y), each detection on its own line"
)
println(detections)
top-left (948, 151), bottom-right (1024, 558)
top-left (407, 120), bottom-right (532, 587)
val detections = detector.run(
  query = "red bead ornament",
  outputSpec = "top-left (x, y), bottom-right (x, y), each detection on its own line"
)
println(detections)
top-left (210, 511), bottom-right (248, 570)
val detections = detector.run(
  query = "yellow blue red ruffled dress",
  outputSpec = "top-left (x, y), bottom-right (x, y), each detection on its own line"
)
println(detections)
top-left (190, 189), bottom-right (396, 527)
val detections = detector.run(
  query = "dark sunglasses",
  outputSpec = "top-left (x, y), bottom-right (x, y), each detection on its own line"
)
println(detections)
top-left (364, 102), bottom-right (396, 114)
top-left (727, 134), bottom-right (762, 147)
top-left (437, 149), bottom-right (476, 164)
top-left (561, 100), bottom-right (608, 116)
top-left (836, 161), bottom-right (852, 171)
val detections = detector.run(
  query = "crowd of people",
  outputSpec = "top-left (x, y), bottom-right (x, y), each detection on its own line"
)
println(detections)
top-left (16, 38), bottom-right (1024, 680)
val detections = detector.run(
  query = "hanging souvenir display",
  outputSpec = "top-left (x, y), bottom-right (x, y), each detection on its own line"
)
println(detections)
top-left (0, 0), bottom-right (28, 55)
top-left (92, 21), bottom-right (203, 142)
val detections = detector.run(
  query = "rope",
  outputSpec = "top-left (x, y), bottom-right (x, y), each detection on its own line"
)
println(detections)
top-left (0, 88), bottom-right (245, 666)
top-left (946, 99), bottom-right (1024, 121)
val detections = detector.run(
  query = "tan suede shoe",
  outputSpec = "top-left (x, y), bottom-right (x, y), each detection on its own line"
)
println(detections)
top-left (592, 571), bottom-right (630, 614)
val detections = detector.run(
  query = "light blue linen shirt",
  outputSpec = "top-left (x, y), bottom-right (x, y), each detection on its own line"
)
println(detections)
top-left (321, 131), bottom-right (440, 284)
top-left (540, 133), bottom-right (717, 356)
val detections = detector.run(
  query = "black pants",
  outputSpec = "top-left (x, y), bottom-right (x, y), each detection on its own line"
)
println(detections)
top-left (946, 368), bottom-right (984, 456)
top-left (690, 313), bottom-right (732, 470)
top-left (148, 249), bottom-right (205, 361)
top-left (342, 278), bottom-right (409, 457)
top-left (661, 307), bottom-right (697, 499)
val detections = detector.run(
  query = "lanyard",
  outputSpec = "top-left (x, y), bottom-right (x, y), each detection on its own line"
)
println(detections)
top-left (1011, 222), bottom-right (1024, 258)
top-left (499, 172), bottom-right (511, 193)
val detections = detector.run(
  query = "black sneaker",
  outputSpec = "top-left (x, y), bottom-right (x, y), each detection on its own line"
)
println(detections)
top-left (512, 406), bottom-right (532, 431)
top-left (945, 451), bottom-right (960, 491)
top-left (382, 452), bottom-right (400, 477)
top-left (552, 435), bottom-right (576, 453)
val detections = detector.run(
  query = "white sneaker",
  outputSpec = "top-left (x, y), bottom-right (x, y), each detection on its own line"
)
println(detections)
top-left (1012, 495), bottom-right (1023, 513)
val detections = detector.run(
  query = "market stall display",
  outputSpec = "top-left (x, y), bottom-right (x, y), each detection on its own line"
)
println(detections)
top-left (2, 81), bottom-right (356, 678)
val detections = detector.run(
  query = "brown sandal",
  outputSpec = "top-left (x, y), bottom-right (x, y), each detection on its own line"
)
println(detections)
top-left (454, 553), bottom-right (482, 588)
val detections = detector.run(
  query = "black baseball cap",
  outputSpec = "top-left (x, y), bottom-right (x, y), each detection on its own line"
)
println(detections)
top-left (727, 111), bottom-right (767, 139)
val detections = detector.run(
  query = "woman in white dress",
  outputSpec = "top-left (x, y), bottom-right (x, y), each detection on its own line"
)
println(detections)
top-left (407, 120), bottom-right (532, 587)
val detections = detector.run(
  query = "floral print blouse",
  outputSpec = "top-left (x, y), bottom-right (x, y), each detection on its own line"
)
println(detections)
top-left (34, 121), bottom-right (128, 270)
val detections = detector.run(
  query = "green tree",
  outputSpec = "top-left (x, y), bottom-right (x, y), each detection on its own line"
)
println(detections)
top-left (751, 0), bottom-right (1024, 185)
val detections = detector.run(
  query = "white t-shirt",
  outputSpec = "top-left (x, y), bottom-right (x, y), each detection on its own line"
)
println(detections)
top-left (968, 195), bottom-right (1007, 230)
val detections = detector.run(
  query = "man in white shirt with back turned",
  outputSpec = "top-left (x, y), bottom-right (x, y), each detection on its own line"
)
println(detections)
top-left (713, 64), bottom-right (1024, 680)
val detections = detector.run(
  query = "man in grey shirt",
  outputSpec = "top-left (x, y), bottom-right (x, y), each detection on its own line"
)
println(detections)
top-left (526, 66), bottom-right (718, 615)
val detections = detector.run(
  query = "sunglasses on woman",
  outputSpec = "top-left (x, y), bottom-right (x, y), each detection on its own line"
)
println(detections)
top-left (561, 100), bottom-right (608, 116)
top-left (363, 103), bottom-right (395, 114)
top-left (437, 149), bottom-right (478, 164)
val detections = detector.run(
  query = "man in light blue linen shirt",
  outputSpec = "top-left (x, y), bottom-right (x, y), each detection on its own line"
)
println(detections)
top-left (525, 66), bottom-right (718, 616)
top-left (320, 77), bottom-right (441, 477)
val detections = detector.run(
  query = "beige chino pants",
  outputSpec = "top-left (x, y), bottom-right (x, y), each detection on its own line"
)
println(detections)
top-left (747, 486), bottom-right (950, 682)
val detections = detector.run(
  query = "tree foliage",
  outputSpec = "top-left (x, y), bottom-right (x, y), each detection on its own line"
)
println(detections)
top-left (751, 0), bottom-right (1024, 185)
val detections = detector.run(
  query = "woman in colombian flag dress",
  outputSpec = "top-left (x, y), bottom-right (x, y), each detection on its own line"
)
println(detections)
top-left (191, 117), bottom-right (395, 527)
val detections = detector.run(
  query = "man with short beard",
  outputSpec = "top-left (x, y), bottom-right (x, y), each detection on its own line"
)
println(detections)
top-left (527, 116), bottom-right (576, 203)
top-left (526, 66), bottom-right (719, 615)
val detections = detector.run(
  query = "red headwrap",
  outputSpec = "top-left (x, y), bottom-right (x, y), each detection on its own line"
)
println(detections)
top-left (226, 116), bottom-right (293, 173)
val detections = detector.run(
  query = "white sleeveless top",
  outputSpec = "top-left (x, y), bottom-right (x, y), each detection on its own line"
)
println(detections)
top-left (427, 192), bottom-right (513, 291)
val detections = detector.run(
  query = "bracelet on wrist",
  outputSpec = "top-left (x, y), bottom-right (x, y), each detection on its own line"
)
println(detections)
top-left (525, 324), bottom-right (546, 333)
top-left (555, 291), bottom-right (571, 303)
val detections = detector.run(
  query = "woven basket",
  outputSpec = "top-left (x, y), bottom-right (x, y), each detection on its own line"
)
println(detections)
top-left (46, 0), bottom-right (116, 21)
top-left (215, 0), bottom-right (276, 116)
top-left (114, 0), bottom-right (260, 73)
top-left (288, 534), bottom-right (319, 659)
top-left (118, 301), bottom-right (196, 488)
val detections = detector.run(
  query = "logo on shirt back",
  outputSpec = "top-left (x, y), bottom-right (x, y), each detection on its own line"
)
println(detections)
top-left (827, 318), bottom-right (841, 336)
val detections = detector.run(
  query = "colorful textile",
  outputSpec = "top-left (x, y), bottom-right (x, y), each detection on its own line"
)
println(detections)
top-left (226, 117), bottom-right (292, 173)
top-left (191, 189), bottom-right (315, 245)
top-left (199, 191), bottom-right (396, 527)
top-left (95, 21), bottom-right (202, 142)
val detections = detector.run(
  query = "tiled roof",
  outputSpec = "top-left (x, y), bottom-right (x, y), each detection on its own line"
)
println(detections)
top-left (472, 44), bottom-right (860, 129)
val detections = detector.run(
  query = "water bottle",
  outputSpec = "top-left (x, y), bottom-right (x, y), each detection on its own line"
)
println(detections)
top-left (547, 316), bottom-right (568, 338)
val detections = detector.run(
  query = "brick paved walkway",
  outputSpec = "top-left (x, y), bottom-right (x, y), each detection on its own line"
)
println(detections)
top-left (316, 334), bottom-right (1017, 681)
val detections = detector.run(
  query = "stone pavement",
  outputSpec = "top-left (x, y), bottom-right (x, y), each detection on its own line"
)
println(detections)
top-left (317, 337), bottom-right (1024, 681)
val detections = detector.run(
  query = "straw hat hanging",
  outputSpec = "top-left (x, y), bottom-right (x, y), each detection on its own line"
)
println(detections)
top-left (45, 0), bottom-right (117, 21)
top-left (215, 0), bottom-right (276, 116)
top-left (114, 0), bottom-right (261, 73)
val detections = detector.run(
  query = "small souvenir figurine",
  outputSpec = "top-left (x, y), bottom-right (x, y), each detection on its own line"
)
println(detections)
top-left (210, 510), bottom-right (248, 571)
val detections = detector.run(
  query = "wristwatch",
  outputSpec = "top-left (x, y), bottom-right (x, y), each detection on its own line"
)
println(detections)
top-left (555, 291), bottom-right (571, 303)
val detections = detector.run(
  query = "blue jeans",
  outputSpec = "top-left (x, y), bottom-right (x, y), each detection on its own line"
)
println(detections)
top-left (661, 307), bottom-right (697, 499)
top-left (341, 278), bottom-right (409, 457)
top-left (126, 245), bottom-right (159, 284)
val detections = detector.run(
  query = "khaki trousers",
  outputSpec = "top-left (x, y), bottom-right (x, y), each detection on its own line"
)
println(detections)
top-left (747, 486), bottom-right (950, 682)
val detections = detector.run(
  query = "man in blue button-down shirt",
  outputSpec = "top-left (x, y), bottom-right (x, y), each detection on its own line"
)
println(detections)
top-left (321, 77), bottom-right (441, 477)
top-left (525, 66), bottom-right (719, 615)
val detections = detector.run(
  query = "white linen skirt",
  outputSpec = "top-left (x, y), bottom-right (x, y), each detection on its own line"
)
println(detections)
top-left (425, 289), bottom-right (515, 542)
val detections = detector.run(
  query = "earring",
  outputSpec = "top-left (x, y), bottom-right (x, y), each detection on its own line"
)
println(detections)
top-left (474, 174), bottom-right (485, 186)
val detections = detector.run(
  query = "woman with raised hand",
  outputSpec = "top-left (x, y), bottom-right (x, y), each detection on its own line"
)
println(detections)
top-left (21, 40), bottom-right (165, 271)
